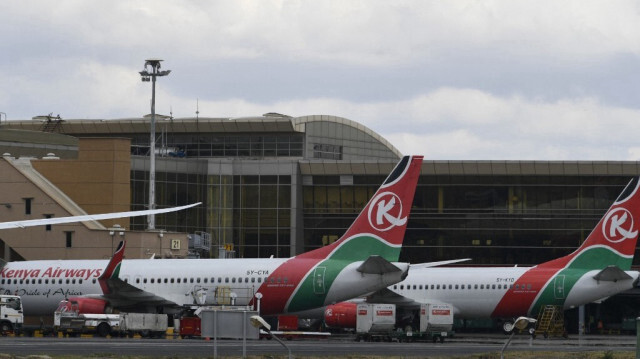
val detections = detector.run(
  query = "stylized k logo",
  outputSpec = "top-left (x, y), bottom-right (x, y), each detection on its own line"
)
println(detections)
top-left (368, 192), bottom-right (407, 231)
top-left (603, 207), bottom-right (638, 243)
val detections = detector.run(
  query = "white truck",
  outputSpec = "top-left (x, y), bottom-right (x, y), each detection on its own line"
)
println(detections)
top-left (0, 295), bottom-right (23, 335)
top-left (54, 300), bottom-right (168, 338)
top-left (355, 303), bottom-right (396, 342)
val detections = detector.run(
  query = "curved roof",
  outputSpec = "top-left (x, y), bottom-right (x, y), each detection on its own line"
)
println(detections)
top-left (293, 115), bottom-right (402, 159)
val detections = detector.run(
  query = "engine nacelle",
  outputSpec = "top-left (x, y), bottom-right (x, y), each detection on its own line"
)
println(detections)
top-left (324, 301), bottom-right (357, 329)
top-left (65, 297), bottom-right (110, 314)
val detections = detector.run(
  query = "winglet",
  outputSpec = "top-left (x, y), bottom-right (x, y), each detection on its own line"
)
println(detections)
top-left (98, 240), bottom-right (126, 294)
top-left (356, 255), bottom-right (402, 274)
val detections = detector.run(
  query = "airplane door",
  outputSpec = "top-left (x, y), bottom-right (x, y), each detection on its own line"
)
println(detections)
top-left (313, 267), bottom-right (326, 295)
top-left (554, 275), bottom-right (566, 299)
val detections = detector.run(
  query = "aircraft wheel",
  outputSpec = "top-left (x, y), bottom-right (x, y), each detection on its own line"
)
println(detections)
top-left (502, 321), bottom-right (514, 334)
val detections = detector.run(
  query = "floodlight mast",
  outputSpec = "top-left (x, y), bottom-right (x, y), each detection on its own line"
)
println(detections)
top-left (139, 59), bottom-right (171, 230)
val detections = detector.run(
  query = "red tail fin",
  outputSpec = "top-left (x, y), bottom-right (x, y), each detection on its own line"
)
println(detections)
top-left (541, 177), bottom-right (640, 270)
top-left (299, 155), bottom-right (423, 260)
top-left (98, 240), bottom-right (125, 294)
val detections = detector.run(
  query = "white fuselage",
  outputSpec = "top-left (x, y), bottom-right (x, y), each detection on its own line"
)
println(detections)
top-left (1, 257), bottom-right (409, 317)
top-left (1, 257), bottom-right (286, 316)
top-left (390, 267), bottom-right (638, 319)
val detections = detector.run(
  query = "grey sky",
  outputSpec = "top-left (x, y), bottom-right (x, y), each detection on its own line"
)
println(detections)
top-left (2, 1), bottom-right (640, 160)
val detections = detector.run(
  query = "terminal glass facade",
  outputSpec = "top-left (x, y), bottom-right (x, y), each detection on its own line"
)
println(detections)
top-left (302, 174), bottom-right (639, 267)
top-left (131, 170), bottom-right (292, 259)
top-left (129, 133), bottom-right (304, 158)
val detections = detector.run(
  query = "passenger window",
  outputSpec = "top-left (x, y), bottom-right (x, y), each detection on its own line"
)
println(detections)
top-left (419, 285), bottom-right (423, 290)
top-left (448, 285), bottom-right (452, 289)
top-left (251, 278), bottom-right (256, 283)
top-left (204, 278), bottom-right (208, 283)
top-left (436, 285), bottom-right (440, 290)
top-left (190, 278), bottom-right (194, 283)
top-left (164, 278), bottom-right (168, 283)
top-left (454, 284), bottom-right (459, 290)
top-left (151, 279), bottom-right (155, 284)
top-left (170, 278), bottom-right (175, 283)
top-left (480, 284), bottom-right (484, 289)
top-left (258, 278), bottom-right (262, 283)
top-left (400, 285), bottom-right (404, 290)
top-left (197, 278), bottom-right (201, 283)
top-left (430, 285), bottom-right (434, 290)
top-left (177, 278), bottom-right (181, 283)
top-left (515, 284), bottom-right (519, 290)
top-left (492, 284), bottom-right (496, 289)
top-left (143, 278), bottom-right (147, 284)
top-left (225, 278), bottom-right (229, 283)
top-left (232, 278), bottom-right (236, 283)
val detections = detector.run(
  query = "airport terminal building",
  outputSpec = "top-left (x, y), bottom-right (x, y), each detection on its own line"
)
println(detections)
top-left (2, 113), bottom-right (639, 267)
top-left (1, 113), bottom-right (640, 331)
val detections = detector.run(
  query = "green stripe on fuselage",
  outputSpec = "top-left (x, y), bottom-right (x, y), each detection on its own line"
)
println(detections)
top-left (529, 247), bottom-right (632, 316)
top-left (287, 235), bottom-right (400, 313)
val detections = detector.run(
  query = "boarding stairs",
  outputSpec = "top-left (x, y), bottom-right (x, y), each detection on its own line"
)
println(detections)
top-left (535, 305), bottom-right (567, 338)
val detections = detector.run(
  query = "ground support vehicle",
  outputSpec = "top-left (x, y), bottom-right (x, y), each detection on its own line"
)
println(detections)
top-left (394, 303), bottom-right (454, 343)
top-left (354, 303), bottom-right (396, 342)
top-left (0, 295), bottom-right (23, 335)
top-left (54, 300), bottom-right (167, 337)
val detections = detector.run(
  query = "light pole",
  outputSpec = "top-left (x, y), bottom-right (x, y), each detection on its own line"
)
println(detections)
top-left (139, 59), bottom-right (171, 230)
top-left (250, 315), bottom-right (292, 359)
top-left (501, 316), bottom-right (537, 359)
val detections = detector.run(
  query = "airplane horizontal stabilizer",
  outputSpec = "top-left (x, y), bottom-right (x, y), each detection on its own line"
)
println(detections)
top-left (356, 255), bottom-right (402, 274)
top-left (410, 258), bottom-right (471, 269)
top-left (593, 265), bottom-right (633, 282)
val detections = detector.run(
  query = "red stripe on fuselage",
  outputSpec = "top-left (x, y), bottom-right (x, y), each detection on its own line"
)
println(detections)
top-left (491, 267), bottom-right (562, 318)
top-left (252, 257), bottom-right (322, 315)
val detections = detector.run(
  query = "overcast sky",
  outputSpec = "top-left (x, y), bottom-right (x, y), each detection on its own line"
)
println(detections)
top-left (2, 1), bottom-right (640, 160)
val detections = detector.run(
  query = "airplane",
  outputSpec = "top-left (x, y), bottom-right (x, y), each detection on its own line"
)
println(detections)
top-left (372, 176), bottom-right (640, 332)
top-left (0, 155), bottom-right (425, 317)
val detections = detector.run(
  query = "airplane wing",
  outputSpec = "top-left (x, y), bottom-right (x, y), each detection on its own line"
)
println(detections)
top-left (0, 202), bottom-right (201, 229)
top-left (409, 258), bottom-right (471, 269)
top-left (365, 288), bottom-right (422, 308)
top-left (82, 240), bottom-right (179, 310)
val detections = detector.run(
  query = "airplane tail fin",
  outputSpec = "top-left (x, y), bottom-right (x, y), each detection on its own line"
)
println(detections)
top-left (299, 155), bottom-right (423, 262)
top-left (98, 240), bottom-right (125, 294)
top-left (541, 177), bottom-right (640, 271)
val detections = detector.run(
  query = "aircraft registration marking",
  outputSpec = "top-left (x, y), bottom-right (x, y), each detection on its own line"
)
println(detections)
top-left (495, 277), bottom-right (515, 283)
top-left (246, 270), bottom-right (270, 276)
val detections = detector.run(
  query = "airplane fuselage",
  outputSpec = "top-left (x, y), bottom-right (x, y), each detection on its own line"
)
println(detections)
top-left (1, 257), bottom-right (409, 317)
top-left (391, 266), bottom-right (639, 319)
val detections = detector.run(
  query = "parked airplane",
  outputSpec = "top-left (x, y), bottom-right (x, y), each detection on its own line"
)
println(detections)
top-left (0, 155), bottom-right (424, 317)
top-left (371, 176), bottom-right (640, 331)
